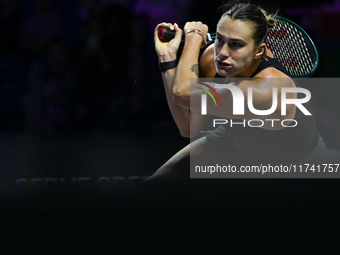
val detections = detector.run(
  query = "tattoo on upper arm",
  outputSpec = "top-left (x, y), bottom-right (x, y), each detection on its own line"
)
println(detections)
top-left (191, 64), bottom-right (199, 77)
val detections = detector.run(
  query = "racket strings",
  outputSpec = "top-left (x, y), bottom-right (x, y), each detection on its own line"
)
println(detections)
top-left (266, 20), bottom-right (315, 76)
top-left (209, 18), bottom-right (317, 76)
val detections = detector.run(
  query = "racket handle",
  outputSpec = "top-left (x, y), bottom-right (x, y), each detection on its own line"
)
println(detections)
top-left (158, 26), bottom-right (178, 42)
top-left (157, 26), bottom-right (213, 43)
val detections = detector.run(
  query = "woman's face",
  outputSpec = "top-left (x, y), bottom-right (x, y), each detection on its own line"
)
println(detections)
top-left (214, 16), bottom-right (261, 78)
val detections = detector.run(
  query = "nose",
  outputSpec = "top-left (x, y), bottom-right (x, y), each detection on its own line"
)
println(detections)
top-left (217, 43), bottom-right (229, 59)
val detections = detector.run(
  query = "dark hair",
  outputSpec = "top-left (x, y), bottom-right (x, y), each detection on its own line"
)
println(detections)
top-left (219, 1), bottom-right (277, 46)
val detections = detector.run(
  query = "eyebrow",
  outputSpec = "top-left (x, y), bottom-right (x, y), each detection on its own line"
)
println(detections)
top-left (216, 32), bottom-right (245, 43)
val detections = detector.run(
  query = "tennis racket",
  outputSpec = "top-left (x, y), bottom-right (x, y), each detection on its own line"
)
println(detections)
top-left (157, 16), bottom-right (319, 77)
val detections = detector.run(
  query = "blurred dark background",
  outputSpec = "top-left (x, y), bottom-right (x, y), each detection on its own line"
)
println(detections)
top-left (1, 0), bottom-right (340, 203)
top-left (0, 0), bottom-right (340, 137)
top-left (1, 1), bottom-right (340, 252)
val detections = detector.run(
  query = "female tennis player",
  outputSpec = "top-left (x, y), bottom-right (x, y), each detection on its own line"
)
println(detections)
top-left (147, 1), bottom-right (339, 182)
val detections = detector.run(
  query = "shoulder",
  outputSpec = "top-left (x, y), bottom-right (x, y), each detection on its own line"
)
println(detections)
top-left (250, 64), bottom-right (295, 102)
top-left (254, 66), bottom-right (290, 79)
top-left (199, 44), bottom-right (216, 78)
top-left (254, 56), bottom-right (290, 79)
top-left (237, 56), bottom-right (295, 113)
top-left (245, 64), bottom-right (296, 121)
top-left (253, 61), bottom-right (295, 92)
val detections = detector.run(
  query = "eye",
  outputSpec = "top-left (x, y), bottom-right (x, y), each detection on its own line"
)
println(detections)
top-left (230, 42), bottom-right (243, 48)
top-left (216, 36), bottom-right (224, 44)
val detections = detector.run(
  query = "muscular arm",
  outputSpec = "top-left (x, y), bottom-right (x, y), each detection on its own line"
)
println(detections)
top-left (172, 32), bottom-right (206, 137)
top-left (156, 22), bottom-right (212, 137)
top-left (160, 60), bottom-right (192, 137)
top-left (154, 23), bottom-right (193, 137)
top-left (199, 44), bottom-right (217, 78)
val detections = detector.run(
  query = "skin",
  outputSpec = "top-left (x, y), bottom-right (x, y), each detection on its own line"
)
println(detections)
top-left (214, 16), bottom-right (265, 78)
top-left (200, 16), bottom-right (274, 78)
top-left (147, 16), bottom-right (297, 183)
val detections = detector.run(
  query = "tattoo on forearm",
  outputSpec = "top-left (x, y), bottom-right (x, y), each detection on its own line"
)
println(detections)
top-left (191, 64), bottom-right (199, 77)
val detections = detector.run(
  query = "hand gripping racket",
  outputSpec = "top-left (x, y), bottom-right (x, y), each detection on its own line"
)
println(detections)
top-left (158, 17), bottom-right (319, 77)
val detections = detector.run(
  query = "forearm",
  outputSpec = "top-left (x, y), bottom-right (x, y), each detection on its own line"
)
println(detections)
top-left (164, 32), bottom-right (207, 136)
top-left (170, 32), bottom-right (206, 137)
top-left (160, 54), bottom-right (191, 137)
top-left (173, 32), bottom-right (202, 109)
top-left (155, 22), bottom-right (208, 137)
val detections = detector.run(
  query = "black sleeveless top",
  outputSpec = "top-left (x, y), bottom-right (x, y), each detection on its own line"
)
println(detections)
top-left (214, 56), bottom-right (290, 78)
top-left (207, 56), bottom-right (320, 163)
top-left (251, 56), bottom-right (290, 77)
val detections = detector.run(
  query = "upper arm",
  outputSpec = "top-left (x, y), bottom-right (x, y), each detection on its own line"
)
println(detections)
top-left (198, 74), bottom-right (295, 121)
top-left (199, 44), bottom-right (216, 78)
top-left (242, 68), bottom-right (296, 120)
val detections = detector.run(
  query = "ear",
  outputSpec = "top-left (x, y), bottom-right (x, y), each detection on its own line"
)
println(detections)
top-left (255, 43), bottom-right (266, 59)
